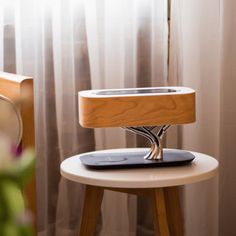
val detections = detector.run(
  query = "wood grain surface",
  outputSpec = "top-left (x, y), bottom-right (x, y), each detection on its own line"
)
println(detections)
top-left (79, 185), bottom-right (104, 236)
top-left (79, 87), bottom-right (195, 128)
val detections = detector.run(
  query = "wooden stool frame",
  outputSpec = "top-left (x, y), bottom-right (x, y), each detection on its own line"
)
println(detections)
top-left (79, 185), bottom-right (183, 236)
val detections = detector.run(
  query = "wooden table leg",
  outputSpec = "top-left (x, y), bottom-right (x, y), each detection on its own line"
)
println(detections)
top-left (79, 185), bottom-right (104, 236)
top-left (151, 188), bottom-right (170, 236)
top-left (164, 186), bottom-right (184, 236)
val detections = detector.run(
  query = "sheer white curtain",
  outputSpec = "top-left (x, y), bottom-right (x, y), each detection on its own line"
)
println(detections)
top-left (0, 0), bottom-right (168, 235)
top-left (173, 1), bottom-right (220, 235)
top-left (170, 1), bottom-right (220, 235)
top-left (171, 0), bottom-right (236, 235)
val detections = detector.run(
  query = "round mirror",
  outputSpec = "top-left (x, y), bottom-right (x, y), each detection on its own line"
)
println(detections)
top-left (0, 95), bottom-right (23, 146)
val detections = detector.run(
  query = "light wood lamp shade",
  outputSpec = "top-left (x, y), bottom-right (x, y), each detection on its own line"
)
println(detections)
top-left (79, 87), bottom-right (195, 128)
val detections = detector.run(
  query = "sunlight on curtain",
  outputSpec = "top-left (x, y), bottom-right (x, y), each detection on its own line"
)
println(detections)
top-left (171, 1), bottom-right (220, 236)
top-left (0, 0), bottom-right (168, 235)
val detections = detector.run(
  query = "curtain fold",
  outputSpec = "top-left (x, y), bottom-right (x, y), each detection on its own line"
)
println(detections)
top-left (219, 1), bottom-right (236, 235)
top-left (170, 1), bottom-right (236, 236)
top-left (171, 0), bottom-right (221, 235)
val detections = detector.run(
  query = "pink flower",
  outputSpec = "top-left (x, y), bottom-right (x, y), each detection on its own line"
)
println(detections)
top-left (11, 144), bottom-right (22, 158)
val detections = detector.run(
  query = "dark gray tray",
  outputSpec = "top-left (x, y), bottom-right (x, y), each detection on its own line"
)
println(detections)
top-left (80, 149), bottom-right (195, 169)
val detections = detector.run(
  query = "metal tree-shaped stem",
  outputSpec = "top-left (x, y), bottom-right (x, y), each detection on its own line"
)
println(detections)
top-left (123, 125), bottom-right (170, 160)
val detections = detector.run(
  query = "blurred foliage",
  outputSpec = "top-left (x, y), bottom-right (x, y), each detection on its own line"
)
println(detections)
top-left (0, 136), bottom-right (35, 236)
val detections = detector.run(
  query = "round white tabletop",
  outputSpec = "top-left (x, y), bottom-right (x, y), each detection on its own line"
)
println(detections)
top-left (60, 148), bottom-right (218, 188)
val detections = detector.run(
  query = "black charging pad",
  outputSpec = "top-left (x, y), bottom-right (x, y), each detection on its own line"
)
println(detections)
top-left (80, 149), bottom-right (195, 169)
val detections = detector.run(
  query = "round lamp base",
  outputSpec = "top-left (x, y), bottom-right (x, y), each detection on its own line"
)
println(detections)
top-left (80, 149), bottom-right (195, 170)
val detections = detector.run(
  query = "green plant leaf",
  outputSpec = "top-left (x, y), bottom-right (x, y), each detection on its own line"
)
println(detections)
top-left (0, 180), bottom-right (24, 220)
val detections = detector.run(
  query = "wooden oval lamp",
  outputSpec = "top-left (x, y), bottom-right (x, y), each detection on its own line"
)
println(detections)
top-left (78, 87), bottom-right (195, 168)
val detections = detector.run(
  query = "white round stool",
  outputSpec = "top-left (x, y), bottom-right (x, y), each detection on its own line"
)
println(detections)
top-left (60, 148), bottom-right (218, 236)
